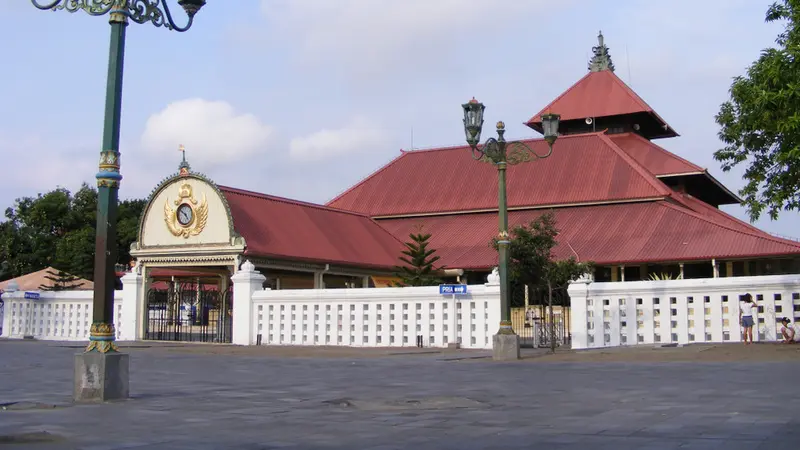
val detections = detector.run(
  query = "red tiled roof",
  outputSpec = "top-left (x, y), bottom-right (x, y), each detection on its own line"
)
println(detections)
top-left (609, 133), bottom-right (702, 176)
top-left (668, 192), bottom-right (789, 241)
top-left (0, 267), bottom-right (93, 291)
top-left (376, 201), bottom-right (800, 269)
top-left (327, 133), bottom-right (672, 217)
top-left (219, 186), bottom-right (404, 269)
top-left (525, 70), bottom-right (674, 130)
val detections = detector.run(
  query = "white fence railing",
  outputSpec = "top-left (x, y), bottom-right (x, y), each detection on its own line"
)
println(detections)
top-left (249, 286), bottom-right (501, 349)
top-left (0, 290), bottom-right (123, 341)
top-left (568, 274), bottom-right (800, 350)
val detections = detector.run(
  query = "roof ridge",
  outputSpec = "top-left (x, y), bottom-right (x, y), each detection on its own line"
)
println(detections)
top-left (596, 133), bottom-right (674, 198)
top-left (218, 185), bottom-right (372, 218)
top-left (613, 133), bottom-right (704, 172)
top-left (526, 71), bottom-right (593, 125)
top-left (658, 201), bottom-right (800, 250)
top-left (605, 70), bottom-right (654, 114)
top-left (325, 152), bottom-right (407, 207)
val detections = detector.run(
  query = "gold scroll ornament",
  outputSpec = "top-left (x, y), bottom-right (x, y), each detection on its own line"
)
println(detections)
top-left (164, 182), bottom-right (209, 238)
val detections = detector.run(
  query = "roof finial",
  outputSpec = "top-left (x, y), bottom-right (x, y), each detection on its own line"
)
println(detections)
top-left (178, 144), bottom-right (191, 175)
top-left (588, 30), bottom-right (615, 72)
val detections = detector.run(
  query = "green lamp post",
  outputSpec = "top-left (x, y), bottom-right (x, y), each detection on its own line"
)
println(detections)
top-left (462, 98), bottom-right (560, 360)
top-left (31, 0), bottom-right (207, 401)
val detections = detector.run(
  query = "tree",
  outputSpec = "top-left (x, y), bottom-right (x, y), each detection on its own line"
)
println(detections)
top-left (714, 0), bottom-right (800, 221)
top-left (393, 227), bottom-right (443, 287)
top-left (492, 212), bottom-right (593, 352)
top-left (40, 268), bottom-right (84, 291)
top-left (0, 184), bottom-right (146, 282)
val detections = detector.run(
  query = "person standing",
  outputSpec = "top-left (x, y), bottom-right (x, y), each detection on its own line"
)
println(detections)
top-left (739, 293), bottom-right (757, 345)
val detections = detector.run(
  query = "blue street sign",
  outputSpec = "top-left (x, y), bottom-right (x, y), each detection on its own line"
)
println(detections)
top-left (24, 292), bottom-right (40, 300)
top-left (439, 284), bottom-right (468, 295)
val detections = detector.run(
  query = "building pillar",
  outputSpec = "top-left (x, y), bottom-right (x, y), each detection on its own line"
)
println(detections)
top-left (679, 263), bottom-right (685, 280)
top-left (362, 276), bottom-right (370, 288)
top-left (725, 261), bottom-right (734, 277)
top-left (712, 259), bottom-right (719, 278)
top-left (620, 265), bottom-right (626, 282)
top-left (230, 260), bottom-right (266, 346)
top-left (611, 266), bottom-right (619, 282)
top-left (119, 270), bottom-right (143, 341)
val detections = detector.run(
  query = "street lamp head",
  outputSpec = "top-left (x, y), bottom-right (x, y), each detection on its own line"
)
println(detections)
top-left (178, 0), bottom-right (206, 18)
top-left (541, 113), bottom-right (561, 146)
top-left (462, 98), bottom-right (485, 148)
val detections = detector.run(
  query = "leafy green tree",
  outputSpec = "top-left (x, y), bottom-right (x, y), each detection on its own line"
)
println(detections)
top-left (40, 268), bottom-right (84, 291)
top-left (0, 184), bottom-right (145, 282)
top-left (715, 0), bottom-right (800, 221)
top-left (393, 228), bottom-right (443, 287)
top-left (492, 212), bottom-right (593, 352)
top-left (117, 199), bottom-right (147, 267)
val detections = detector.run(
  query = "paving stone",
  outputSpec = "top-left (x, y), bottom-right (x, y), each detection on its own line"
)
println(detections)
top-left (1, 340), bottom-right (799, 449)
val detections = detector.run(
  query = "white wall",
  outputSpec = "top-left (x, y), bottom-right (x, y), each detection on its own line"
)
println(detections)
top-left (1, 290), bottom-right (123, 341)
top-left (232, 261), bottom-right (501, 349)
top-left (568, 274), bottom-right (800, 349)
top-left (250, 285), bottom-right (501, 349)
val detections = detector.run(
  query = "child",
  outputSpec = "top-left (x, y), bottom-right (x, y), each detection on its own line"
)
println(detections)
top-left (739, 293), bottom-right (756, 345)
top-left (779, 317), bottom-right (799, 344)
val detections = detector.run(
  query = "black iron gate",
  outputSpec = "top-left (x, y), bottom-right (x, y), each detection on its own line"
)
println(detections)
top-left (145, 281), bottom-right (232, 343)
top-left (510, 285), bottom-right (571, 349)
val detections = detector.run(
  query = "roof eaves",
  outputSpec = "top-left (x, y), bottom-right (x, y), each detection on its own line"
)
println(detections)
top-left (371, 196), bottom-right (667, 220)
top-left (241, 249), bottom-right (397, 271)
top-left (658, 201), bottom-right (800, 251)
top-left (700, 170), bottom-right (744, 204)
top-left (617, 132), bottom-right (702, 173)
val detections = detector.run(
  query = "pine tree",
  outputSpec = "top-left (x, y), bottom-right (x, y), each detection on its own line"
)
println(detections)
top-left (393, 229), bottom-right (443, 287)
top-left (40, 268), bottom-right (84, 291)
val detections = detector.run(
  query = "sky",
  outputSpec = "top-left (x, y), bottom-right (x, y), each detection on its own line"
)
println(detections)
top-left (0, 0), bottom-right (798, 239)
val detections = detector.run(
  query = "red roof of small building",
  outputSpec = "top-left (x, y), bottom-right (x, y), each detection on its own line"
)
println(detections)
top-left (525, 70), bottom-right (677, 137)
top-left (376, 201), bottom-right (800, 269)
top-left (327, 132), bottom-right (673, 217)
top-left (219, 186), bottom-right (404, 269)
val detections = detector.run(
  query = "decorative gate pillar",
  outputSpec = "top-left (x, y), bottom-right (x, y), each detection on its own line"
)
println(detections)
top-left (231, 260), bottom-right (266, 345)
top-left (120, 270), bottom-right (143, 341)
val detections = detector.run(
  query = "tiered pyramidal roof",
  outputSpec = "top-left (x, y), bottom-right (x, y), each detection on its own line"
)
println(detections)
top-left (327, 32), bottom-right (800, 268)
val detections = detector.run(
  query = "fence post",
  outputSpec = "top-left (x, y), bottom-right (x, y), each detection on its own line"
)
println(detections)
top-left (567, 273), bottom-right (592, 349)
top-left (120, 270), bottom-right (143, 341)
top-left (230, 260), bottom-right (266, 346)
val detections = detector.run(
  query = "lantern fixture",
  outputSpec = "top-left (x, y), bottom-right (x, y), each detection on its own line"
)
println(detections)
top-left (541, 113), bottom-right (561, 147)
top-left (462, 98), bottom-right (485, 149)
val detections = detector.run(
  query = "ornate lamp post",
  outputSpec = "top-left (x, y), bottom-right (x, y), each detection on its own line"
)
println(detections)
top-left (31, 0), bottom-right (207, 402)
top-left (462, 98), bottom-right (560, 360)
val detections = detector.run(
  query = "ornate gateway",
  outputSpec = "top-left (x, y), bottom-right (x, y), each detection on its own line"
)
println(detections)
top-left (145, 281), bottom-right (233, 343)
top-left (164, 182), bottom-right (209, 238)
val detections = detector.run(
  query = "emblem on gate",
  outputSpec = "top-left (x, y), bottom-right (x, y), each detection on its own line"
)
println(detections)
top-left (164, 182), bottom-right (209, 238)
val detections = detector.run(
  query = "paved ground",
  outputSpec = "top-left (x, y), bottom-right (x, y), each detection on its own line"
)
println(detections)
top-left (1, 339), bottom-right (799, 449)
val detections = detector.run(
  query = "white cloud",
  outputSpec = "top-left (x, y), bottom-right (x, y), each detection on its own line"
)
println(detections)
top-left (289, 117), bottom-right (388, 163)
top-left (259, 0), bottom-right (562, 77)
top-left (140, 99), bottom-right (274, 166)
